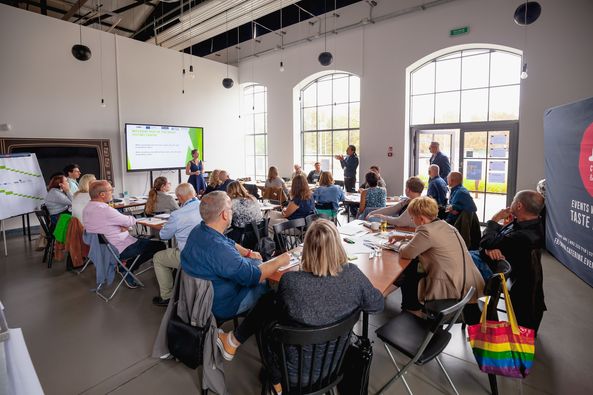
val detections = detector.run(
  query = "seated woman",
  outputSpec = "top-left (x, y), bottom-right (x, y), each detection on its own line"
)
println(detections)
top-left (358, 171), bottom-right (386, 220)
top-left (313, 171), bottom-right (345, 215)
top-left (71, 173), bottom-right (96, 221)
top-left (203, 169), bottom-right (221, 195)
top-left (268, 174), bottom-right (316, 233)
top-left (264, 166), bottom-right (288, 199)
top-left (226, 181), bottom-right (264, 242)
top-left (217, 219), bottom-right (384, 394)
top-left (145, 176), bottom-right (179, 216)
top-left (388, 196), bottom-right (484, 320)
top-left (367, 176), bottom-right (424, 228)
top-left (44, 174), bottom-right (73, 224)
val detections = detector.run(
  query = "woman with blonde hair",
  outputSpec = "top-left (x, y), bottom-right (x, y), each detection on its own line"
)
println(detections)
top-left (203, 169), bottom-right (221, 195)
top-left (216, 219), bottom-right (384, 394)
top-left (226, 181), bottom-right (263, 240)
top-left (389, 196), bottom-right (484, 319)
top-left (145, 176), bottom-right (179, 215)
top-left (72, 173), bottom-right (96, 220)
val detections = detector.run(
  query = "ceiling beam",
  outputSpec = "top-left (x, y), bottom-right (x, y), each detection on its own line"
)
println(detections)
top-left (61, 0), bottom-right (89, 21)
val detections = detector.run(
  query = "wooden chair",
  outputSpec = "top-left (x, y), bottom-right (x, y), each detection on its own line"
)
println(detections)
top-left (262, 187), bottom-right (287, 205)
top-left (273, 218), bottom-right (306, 253)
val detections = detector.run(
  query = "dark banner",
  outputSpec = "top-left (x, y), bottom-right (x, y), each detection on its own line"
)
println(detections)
top-left (544, 96), bottom-right (593, 287)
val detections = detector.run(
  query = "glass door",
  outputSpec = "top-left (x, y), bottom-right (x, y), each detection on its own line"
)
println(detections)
top-left (460, 123), bottom-right (518, 222)
top-left (412, 128), bottom-right (460, 185)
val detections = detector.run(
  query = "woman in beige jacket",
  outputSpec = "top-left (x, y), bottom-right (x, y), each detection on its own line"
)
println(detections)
top-left (390, 196), bottom-right (484, 318)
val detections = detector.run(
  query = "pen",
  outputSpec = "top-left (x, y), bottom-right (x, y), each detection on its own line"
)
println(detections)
top-left (343, 238), bottom-right (355, 244)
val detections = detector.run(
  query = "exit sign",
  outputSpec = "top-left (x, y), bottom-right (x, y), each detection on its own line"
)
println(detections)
top-left (450, 26), bottom-right (469, 37)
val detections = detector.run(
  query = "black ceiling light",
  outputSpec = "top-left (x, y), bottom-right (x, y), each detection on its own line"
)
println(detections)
top-left (72, 19), bottom-right (91, 61)
top-left (318, 0), bottom-right (333, 67)
top-left (222, 10), bottom-right (233, 89)
top-left (514, 1), bottom-right (542, 25)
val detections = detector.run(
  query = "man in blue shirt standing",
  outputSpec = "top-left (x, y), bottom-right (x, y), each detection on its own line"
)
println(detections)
top-left (429, 141), bottom-right (451, 180)
top-left (427, 164), bottom-right (448, 207)
top-left (446, 171), bottom-right (477, 224)
top-left (151, 183), bottom-right (202, 306)
top-left (336, 145), bottom-right (359, 192)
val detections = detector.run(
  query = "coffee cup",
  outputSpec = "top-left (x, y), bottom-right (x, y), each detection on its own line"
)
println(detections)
top-left (370, 222), bottom-right (380, 231)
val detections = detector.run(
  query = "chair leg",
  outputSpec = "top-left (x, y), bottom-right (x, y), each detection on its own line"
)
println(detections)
top-left (435, 356), bottom-right (459, 395)
top-left (76, 257), bottom-right (92, 275)
top-left (378, 344), bottom-right (413, 395)
top-left (488, 373), bottom-right (498, 395)
top-left (47, 240), bottom-right (54, 268)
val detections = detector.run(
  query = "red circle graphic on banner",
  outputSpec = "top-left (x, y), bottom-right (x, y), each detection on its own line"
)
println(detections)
top-left (579, 122), bottom-right (593, 197)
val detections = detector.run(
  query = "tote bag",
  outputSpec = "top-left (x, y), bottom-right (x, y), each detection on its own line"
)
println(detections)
top-left (468, 273), bottom-right (536, 378)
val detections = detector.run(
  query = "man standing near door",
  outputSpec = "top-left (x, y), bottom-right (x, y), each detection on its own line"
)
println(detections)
top-left (335, 145), bottom-right (359, 192)
top-left (429, 141), bottom-right (451, 180)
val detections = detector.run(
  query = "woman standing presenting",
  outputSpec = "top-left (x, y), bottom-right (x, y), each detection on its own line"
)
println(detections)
top-left (185, 149), bottom-right (206, 195)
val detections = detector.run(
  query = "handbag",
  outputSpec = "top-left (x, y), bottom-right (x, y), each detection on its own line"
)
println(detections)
top-left (468, 273), bottom-right (536, 378)
top-left (166, 276), bottom-right (210, 369)
top-left (337, 333), bottom-right (373, 395)
top-left (251, 220), bottom-right (276, 261)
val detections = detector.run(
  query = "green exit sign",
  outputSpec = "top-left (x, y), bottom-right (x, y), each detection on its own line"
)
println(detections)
top-left (450, 26), bottom-right (470, 37)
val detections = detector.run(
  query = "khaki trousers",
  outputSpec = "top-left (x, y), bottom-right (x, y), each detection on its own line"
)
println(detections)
top-left (153, 248), bottom-right (180, 300)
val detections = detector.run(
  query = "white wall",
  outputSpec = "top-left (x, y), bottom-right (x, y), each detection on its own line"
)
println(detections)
top-left (0, 4), bottom-right (241, 229)
top-left (238, 0), bottom-right (593, 194)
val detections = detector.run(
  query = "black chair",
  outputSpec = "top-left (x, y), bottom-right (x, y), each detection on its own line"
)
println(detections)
top-left (34, 205), bottom-right (55, 268)
top-left (244, 183), bottom-right (261, 200)
top-left (273, 218), bottom-right (306, 253)
top-left (334, 180), bottom-right (345, 188)
top-left (258, 310), bottom-right (360, 395)
top-left (375, 287), bottom-right (476, 395)
top-left (234, 219), bottom-right (268, 250)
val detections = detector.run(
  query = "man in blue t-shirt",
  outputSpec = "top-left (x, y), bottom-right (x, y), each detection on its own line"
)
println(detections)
top-left (181, 191), bottom-right (289, 321)
top-left (445, 171), bottom-right (477, 224)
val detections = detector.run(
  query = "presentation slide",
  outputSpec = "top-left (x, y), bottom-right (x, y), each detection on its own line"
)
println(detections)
top-left (125, 124), bottom-right (203, 171)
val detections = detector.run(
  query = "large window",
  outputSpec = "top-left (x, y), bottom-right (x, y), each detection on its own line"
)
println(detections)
top-left (410, 49), bottom-right (521, 125)
top-left (409, 48), bottom-right (521, 223)
top-left (300, 73), bottom-right (360, 180)
top-left (243, 84), bottom-right (268, 181)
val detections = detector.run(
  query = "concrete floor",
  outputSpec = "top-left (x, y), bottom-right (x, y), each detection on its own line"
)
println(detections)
top-left (1, 230), bottom-right (593, 395)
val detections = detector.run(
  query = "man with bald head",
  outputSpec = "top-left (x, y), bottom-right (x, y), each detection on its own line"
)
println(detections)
top-left (83, 180), bottom-right (165, 288)
top-left (181, 191), bottom-right (289, 321)
top-left (445, 171), bottom-right (477, 224)
top-left (427, 164), bottom-right (448, 207)
top-left (470, 190), bottom-right (546, 331)
top-left (429, 141), bottom-right (451, 180)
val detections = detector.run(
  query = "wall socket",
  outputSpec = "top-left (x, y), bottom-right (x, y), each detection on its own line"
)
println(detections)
top-left (0, 124), bottom-right (12, 131)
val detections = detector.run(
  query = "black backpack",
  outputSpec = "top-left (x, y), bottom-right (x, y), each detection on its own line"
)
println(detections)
top-left (250, 219), bottom-right (276, 261)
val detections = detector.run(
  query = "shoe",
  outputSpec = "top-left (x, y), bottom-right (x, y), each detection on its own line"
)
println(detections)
top-left (216, 329), bottom-right (237, 361)
top-left (123, 275), bottom-right (139, 289)
top-left (152, 296), bottom-right (170, 306)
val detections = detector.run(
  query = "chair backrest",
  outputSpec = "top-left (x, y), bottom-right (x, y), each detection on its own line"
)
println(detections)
top-left (483, 260), bottom-right (512, 296)
top-left (429, 286), bottom-right (475, 333)
top-left (304, 213), bottom-right (320, 228)
top-left (271, 310), bottom-right (360, 394)
top-left (243, 183), bottom-right (261, 199)
top-left (238, 219), bottom-right (268, 250)
top-left (262, 187), bottom-right (286, 204)
top-left (34, 208), bottom-right (53, 237)
top-left (315, 202), bottom-right (334, 211)
top-left (273, 218), bottom-right (306, 252)
top-left (334, 180), bottom-right (345, 188)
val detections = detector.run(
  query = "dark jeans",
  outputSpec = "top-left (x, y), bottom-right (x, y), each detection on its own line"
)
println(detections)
top-left (120, 238), bottom-right (166, 272)
top-left (234, 291), bottom-right (279, 343)
top-left (399, 258), bottom-right (424, 311)
top-left (344, 177), bottom-right (356, 193)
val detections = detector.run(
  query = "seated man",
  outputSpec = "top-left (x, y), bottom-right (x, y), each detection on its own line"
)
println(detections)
top-left (291, 164), bottom-right (305, 180)
top-left (217, 170), bottom-right (234, 192)
top-left (367, 176), bottom-right (424, 228)
top-left (151, 183), bottom-right (202, 306)
top-left (181, 191), bottom-right (289, 321)
top-left (427, 164), bottom-right (448, 207)
top-left (469, 190), bottom-right (545, 331)
top-left (83, 180), bottom-right (166, 288)
top-left (445, 171), bottom-right (477, 224)
top-left (307, 162), bottom-right (322, 184)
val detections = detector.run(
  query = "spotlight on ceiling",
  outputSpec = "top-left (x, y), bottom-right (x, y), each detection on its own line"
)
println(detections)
top-left (514, 1), bottom-right (542, 25)
top-left (71, 44), bottom-right (92, 61)
top-left (318, 51), bottom-right (333, 66)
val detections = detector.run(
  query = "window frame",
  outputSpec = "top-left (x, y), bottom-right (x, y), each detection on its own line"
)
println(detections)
top-left (243, 83), bottom-right (268, 181)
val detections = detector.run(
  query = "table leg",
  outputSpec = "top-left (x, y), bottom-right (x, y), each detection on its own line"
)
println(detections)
top-left (27, 213), bottom-right (31, 241)
top-left (1, 220), bottom-right (6, 256)
top-left (21, 215), bottom-right (26, 236)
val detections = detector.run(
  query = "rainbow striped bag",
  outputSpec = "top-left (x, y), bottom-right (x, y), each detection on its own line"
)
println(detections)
top-left (468, 273), bottom-right (535, 378)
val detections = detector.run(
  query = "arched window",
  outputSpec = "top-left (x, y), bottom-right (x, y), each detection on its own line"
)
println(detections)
top-left (243, 84), bottom-right (268, 181)
top-left (409, 47), bottom-right (521, 222)
top-left (300, 73), bottom-right (360, 180)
